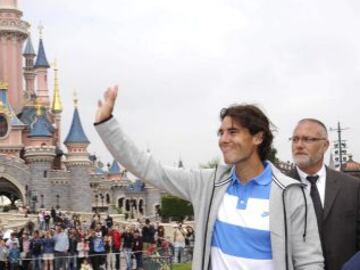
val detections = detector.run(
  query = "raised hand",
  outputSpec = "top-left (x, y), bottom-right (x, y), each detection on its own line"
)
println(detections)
top-left (95, 85), bottom-right (118, 123)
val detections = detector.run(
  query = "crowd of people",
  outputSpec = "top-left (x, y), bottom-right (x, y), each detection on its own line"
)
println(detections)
top-left (0, 209), bottom-right (195, 270)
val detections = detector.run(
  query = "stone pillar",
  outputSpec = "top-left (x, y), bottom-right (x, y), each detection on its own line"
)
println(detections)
top-left (65, 159), bottom-right (92, 212)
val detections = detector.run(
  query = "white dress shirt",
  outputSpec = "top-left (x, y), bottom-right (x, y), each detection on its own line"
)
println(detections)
top-left (296, 164), bottom-right (327, 206)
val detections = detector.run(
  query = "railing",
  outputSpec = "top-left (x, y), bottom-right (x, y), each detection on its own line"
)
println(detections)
top-left (7, 250), bottom-right (176, 270)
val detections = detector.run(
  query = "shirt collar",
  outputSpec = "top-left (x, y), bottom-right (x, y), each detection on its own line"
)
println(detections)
top-left (231, 161), bottom-right (272, 186)
top-left (296, 164), bottom-right (326, 183)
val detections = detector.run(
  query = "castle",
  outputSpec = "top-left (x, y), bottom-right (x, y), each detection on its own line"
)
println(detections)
top-left (0, 0), bottom-right (162, 215)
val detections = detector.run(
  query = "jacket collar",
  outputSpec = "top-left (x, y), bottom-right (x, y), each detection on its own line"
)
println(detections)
top-left (323, 167), bottom-right (340, 220)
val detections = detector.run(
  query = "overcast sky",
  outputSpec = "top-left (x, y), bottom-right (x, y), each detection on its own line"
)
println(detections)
top-left (20, 0), bottom-right (360, 169)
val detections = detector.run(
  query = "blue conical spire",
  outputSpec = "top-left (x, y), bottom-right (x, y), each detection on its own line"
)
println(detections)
top-left (23, 37), bottom-right (36, 56)
top-left (64, 108), bottom-right (90, 145)
top-left (34, 38), bottom-right (50, 68)
top-left (109, 160), bottom-right (121, 174)
top-left (29, 115), bottom-right (52, 138)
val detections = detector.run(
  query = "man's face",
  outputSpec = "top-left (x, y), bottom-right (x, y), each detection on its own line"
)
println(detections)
top-left (218, 116), bottom-right (262, 165)
top-left (292, 121), bottom-right (329, 170)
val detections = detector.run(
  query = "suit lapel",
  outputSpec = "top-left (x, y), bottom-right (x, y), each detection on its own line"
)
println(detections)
top-left (323, 167), bottom-right (340, 220)
top-left (289, 167), bottom-right (340, 221)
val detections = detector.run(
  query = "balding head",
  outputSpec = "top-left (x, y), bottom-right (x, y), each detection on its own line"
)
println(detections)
top-left (291, 118), bottom-right (329, 174)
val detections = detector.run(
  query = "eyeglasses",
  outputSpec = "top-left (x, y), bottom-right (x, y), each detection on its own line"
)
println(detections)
top-left (289, 136), bottom-right (327, 144)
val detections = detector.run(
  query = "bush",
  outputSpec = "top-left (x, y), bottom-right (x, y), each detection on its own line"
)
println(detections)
top-left (160, 195), bottom-right (193, 222)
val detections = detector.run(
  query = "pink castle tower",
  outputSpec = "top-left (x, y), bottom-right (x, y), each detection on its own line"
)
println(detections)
top-left (23, 36), bottom-right (36, 102)
top-left (0, 0), bottom-right (30, 113)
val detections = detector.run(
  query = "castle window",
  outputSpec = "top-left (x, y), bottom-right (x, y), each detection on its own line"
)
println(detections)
top-left (43, 170), bottom-right (47, 178)
top-left (0, 115), bottom-right (9, 138)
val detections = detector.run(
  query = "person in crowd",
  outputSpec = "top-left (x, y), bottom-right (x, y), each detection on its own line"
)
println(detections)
top-left (185, 226), bottom-right (195, 261)
top-left (89, 230), bottom-right (105, 270)
top-left (30, 230), bottom-right (43, 270)
top-left (0, 239), bottom-right (8, 270)
top-left (122, 226), bottom-right (134, 270)
top-left (156, 225), bottom-right (165, 247)
top-left (141, 219), bottom-right (155, 251)
top-left (25, 219), bottom-right (34, 236)
top-left (77, 236), bottom-right (90, 268)
top-left (173, 223), bottom-right (186, 264)
top-left (68, 231), bottom-right (78, 270)
top-left (132, 230), bottom-right (143, 270)
top-left (19, 232), bottom-right (31, 270)
top-left (42, 230), bottom-right (55, 270)
top-left (38, 211), bottom-right (45, 231)
top-left (289, 118), bottom-right (360, 270)
top-left (50, 208), bottom-right (56, 225)
top-left (158, 236), bottom-right (171, 257)
top-left (100, 222), bottom-right (108, 239)
top-left (6, 233), bottom-right (19, 251)
top-left (44, 212), bottom-right (51, 231)
top-left (90, 214), bottom-right (100, 230)
top-left (105, 215), bottom-right (113, 229)
top-left (109, 225), bottom-right (121, 270)
top-left (80, 258), bottom-right (93, 270)
top-left (8, 242), bottom-right (20, 270)
top-left (53, 224), bottom-right (69, 270)
top-left (104, 235), bottom-right (116, 270)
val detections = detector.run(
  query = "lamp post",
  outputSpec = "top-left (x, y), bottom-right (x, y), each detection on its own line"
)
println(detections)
top-left (129, 186), bottom-right (135, 219)
top-left (56, 194), bottom-right (60, 209)
top-left (25, 185), bottom-right (30, 207)
top-left (31, 192), bottom-right (37, 213)
top-left (40, 194), bottom-right (44, 208)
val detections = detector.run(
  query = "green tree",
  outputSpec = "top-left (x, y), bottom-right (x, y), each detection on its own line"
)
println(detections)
top-left (160, 195), bottom-right (194, 222)
top-left (268, 147), bottom-right (279, 164)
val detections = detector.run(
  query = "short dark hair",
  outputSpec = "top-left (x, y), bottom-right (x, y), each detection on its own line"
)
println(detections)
top-left (220, 104), bottom-right (274, 161)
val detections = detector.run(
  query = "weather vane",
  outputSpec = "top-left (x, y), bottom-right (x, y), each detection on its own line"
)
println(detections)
top-left (38, 22), bottom-right (44, 38)
top-left (52, 58), bottom-right (58, 71)
top-left (73, 90), bottom-right (78, 107)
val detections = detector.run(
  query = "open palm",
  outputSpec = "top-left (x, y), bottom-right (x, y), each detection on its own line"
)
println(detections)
top-left (95, 85), bottom-right (118, 123)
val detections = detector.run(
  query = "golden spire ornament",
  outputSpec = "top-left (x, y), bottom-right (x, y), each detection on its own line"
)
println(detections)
top-left (51, 59), bottom-right (63, 113)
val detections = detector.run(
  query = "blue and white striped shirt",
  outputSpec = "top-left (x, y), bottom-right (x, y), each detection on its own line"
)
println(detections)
top-left (211, 162), bottom-right (273, 270)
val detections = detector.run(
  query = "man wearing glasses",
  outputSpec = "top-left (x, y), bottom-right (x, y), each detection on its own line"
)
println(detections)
top-left (289, 118), bottom-right (360, 270)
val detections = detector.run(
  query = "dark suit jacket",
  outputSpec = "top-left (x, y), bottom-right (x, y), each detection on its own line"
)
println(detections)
top-left (288, 167), bottom-right (360, 270)
top-left (341, 251), bottom-right (360, 270)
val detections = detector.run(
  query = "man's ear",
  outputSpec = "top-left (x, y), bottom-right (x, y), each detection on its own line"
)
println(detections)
top-left (253, 131), bottom-right (264, 146)
top-left (324, 139), bottom-right (330, 151)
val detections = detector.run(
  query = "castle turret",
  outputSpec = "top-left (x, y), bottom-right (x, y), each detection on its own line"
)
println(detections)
top-left (108, 159), bottom-right (121, 180)
top-left (0, 0), bottom-right (30, 112)
top-left (34, 28), bottom-right (50, 108)
top-left (64, 95), bottom-right (92, 212)
top-left (24, 102), bottom-right (55, 210)
top-left (23, 36), bottom-right (36, 101)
